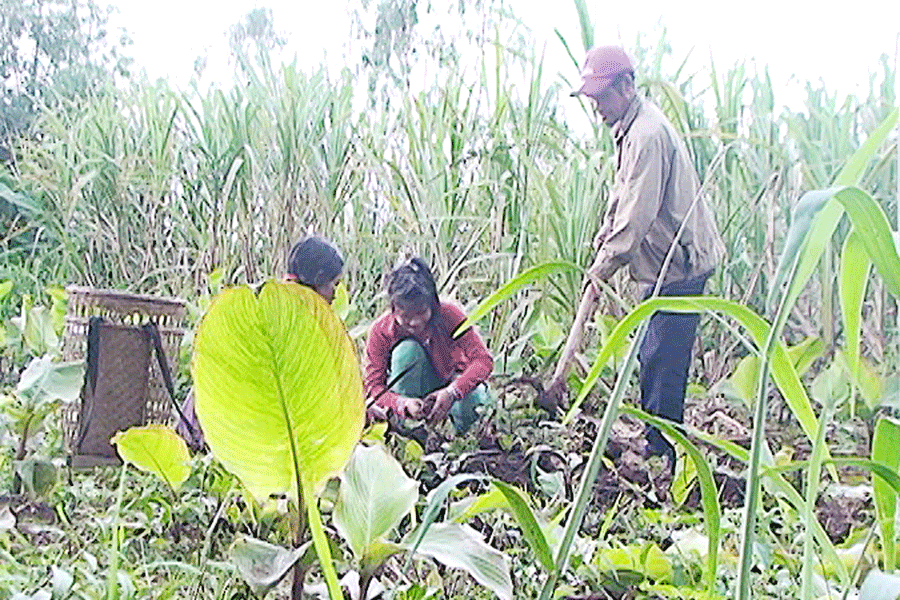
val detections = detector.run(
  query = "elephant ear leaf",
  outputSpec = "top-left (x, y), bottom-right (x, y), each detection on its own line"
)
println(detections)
top-left (111, 425), bottom-right (190, 492)
top-left (191, 280), bottom-right (365, 501)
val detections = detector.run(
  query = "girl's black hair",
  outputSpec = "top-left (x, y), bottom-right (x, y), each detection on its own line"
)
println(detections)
top-left (287, 236), bottom-right (344, 287)
top-left (386, 257), bottom-right (440, 313)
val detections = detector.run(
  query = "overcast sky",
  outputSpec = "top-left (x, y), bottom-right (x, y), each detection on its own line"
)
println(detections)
top-left (109, 0), bottom-right (899, 109)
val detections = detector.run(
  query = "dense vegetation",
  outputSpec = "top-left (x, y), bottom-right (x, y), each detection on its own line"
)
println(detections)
top-left (1, 0), bottom-right (899, 599)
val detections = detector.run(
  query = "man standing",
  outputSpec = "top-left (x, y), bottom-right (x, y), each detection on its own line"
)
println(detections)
top-left (546, 45), bottom-right (725, 466)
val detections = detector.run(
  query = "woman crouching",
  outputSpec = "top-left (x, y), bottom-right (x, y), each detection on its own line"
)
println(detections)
top-left (364, 257), bottom-right (493, 434)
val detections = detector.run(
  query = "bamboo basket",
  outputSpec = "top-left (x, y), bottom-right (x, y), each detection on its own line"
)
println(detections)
top-left (61, 287), bottom-right (186, 467)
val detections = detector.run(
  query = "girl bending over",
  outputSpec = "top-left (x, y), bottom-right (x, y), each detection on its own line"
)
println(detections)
top-left (364, 257), bottom-right (493, 434)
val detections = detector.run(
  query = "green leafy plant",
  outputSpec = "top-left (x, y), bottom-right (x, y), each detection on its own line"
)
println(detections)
top-left (333, 444), bottom-right (513, 600)
top-left (6, 355), bottom-right (82, 493)
top-left (191, 280), bottom-right (365, 599)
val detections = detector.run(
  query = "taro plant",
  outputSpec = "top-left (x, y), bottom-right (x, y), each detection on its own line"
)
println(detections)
top-left (332, 443), bottom-right (515, 600)
top-left (5, 355), bottom-right (83, 495)
top-left (191, 280), bottom-right (365, 599)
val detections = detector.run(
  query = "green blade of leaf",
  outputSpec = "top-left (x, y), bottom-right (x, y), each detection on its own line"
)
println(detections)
top-left (873, 417), bottom-right (900, 572)
top-left (453, 261), bottom-right (579, 337)
top-left (563, 296), bottom-right (836, 479)
top-left (768, 189), bottom-right (841, 313)
top-left (770, 106), bottom-right (898, 312)
top-left (621, 407), bottom-right (720, 593)
top-left (110, 425), bottom-right (191, 492)
top-left (572, 0), bottom-right (593, 52)
top-left (492, 481), bottom-right (555, 572)
top-left (333, 444), bottom-right (418, 561)
top-left (451, 486), bottom-right (510, 522)
top-left (786, 336), bottom-right (825, 378)
top-left (840, 230), bottom-right (872, 384)
top-left (833, 108), bottom-right (899, 186)
top-left (404, 473), bottom-right (484, 570)
top-left (834, 186), bottom-right (900, 297)
top-left (409, 523), bottom-right (512, 600)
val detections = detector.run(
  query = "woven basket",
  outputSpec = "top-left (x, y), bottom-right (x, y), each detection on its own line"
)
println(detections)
top-left (61, 287), bottom-right (186, 467)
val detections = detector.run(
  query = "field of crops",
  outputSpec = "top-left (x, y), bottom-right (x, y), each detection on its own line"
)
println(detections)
top-left (1, 1), bottom-right (899, 598)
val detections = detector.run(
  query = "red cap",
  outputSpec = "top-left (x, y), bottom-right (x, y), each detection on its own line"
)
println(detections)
top-left (572, 45), bottom-right (634, 97)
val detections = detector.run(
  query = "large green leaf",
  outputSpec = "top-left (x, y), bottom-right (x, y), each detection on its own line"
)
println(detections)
top-left (16, 357), bottom-right (84, 404)
top-left (333, 444), bottom-right (418, 563)
top-left (410, 523), bottom-right (512, 600)
top-left (110, 425), bottom-right (191, 492)
top-left (192, 280), bottom-right (364, 501)
top-left (192, 280), bottom-right (364, 600)
top-left (873, 417), bottom-right (900, 572)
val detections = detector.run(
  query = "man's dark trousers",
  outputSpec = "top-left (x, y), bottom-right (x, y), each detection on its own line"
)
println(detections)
top-left (639, 272), bottom-right (710, 463)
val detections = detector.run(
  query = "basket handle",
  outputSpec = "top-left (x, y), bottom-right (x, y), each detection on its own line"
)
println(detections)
top-left (142, 322), bottom-right (198, 440)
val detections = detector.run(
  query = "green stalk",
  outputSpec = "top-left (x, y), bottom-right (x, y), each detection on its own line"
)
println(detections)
top-left (306, 496), bottom-right (342, 599)
top-left (736, 256), bottom-right (800, 599)
top-left (191, 482), bottom-right (235, 599)
top-left (106, 463), bottom-right (129, 600)
top-left (800, 393), bottom-right (835, 598)
top-left (538, 324), bottom-right (645, 600)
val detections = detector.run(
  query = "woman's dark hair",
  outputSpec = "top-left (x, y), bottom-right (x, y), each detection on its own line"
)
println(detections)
top-left (387, 257), bottom-right (440, 313)
top-left (287, 236), bottom-right (344, 287)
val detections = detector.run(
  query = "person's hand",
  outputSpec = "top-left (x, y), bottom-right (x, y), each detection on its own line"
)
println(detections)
top-left (592, 229), bottom-right (608, 251)
top-left (366, 402), bottom-right (389, 424)
top-left (425, 387), bottom-right (456, 424)
top-left (398, 396), bottom-right (424, 419)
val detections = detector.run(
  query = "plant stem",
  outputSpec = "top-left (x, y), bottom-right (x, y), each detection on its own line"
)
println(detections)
top-left (840, 521), bottom-right (878, 600)
top-left (11, 412), bottom-right (33, 494)
top-left (106, 462), bottom-right (128, 600)
top-left (292, 481), bottom-right (308, 600)
top-left (800, 395), bottom-right (834, 598)
top-left (192, 484), bottom-right (234, 599)
top-left (737, 255), bottom-right (798, 600)
top-left (538, 325), bottom-right (645, 600)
